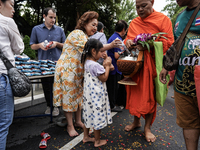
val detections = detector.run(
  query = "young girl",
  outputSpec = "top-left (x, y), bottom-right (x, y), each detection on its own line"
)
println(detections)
top-left (81, 38), bottom-right (113, 147)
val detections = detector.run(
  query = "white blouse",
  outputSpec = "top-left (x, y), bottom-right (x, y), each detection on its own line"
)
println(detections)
top-left (0, 13), bottom-right (24, 74)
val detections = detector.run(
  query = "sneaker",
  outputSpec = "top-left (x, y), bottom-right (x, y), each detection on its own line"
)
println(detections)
top-left (45, 106), bottom-right (51, 114)
top-left (52, 107), bottom-right (59, 116)
top-left (111, 106), bottom-right (122, 112)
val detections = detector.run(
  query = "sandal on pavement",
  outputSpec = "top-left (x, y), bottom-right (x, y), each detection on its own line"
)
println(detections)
top-left (41, 132), bottom-right (51, 140)
top-left (39, 139), bottom-right (47, 149)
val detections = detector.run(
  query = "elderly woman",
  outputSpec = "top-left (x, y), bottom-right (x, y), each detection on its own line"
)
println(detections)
top-left (53, 11), bottom-right (118, 137)
top-left (0, 0), bottom-right (24, 149)
top-left (124, 0), bottom-right (174, 142)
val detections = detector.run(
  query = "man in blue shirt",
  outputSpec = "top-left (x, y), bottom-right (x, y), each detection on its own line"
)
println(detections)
top-left (107, 20), bottom-right (128, 112)
top-left (30, 7), bottom-right (66, 116)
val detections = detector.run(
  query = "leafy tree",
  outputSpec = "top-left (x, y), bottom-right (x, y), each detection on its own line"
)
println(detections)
top-left (13, 0), bottom-right (121, 38)
top-left (116, 0), bottom-right (137, 24)
top-left (23, 35), bottom-right (36, 59)
top-left (161, 0), bottom-right (186, 27)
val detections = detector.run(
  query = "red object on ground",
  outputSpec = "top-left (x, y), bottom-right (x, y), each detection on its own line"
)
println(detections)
top-left (40, 132), bottom-right (51, 140)
top-left (194, 65), bottom-right (200, 115)
top-left (39, 139), bottom-right (47, 149)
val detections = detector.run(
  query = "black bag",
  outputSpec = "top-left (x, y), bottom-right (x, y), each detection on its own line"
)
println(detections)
top-left (163, 4), bottom-right (200, 71)
top-left (0, 50), bottom-right (31, 97)
top-left (163, 36), bottom-right (185, 71)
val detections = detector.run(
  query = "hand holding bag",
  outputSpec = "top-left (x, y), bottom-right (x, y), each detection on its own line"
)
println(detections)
top-left (0, 49), bottom-right (31, 97)
top-left (163, 3), bottom-right (200, 71)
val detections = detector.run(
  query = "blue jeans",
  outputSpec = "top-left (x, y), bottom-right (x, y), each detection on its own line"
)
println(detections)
top-left (0, 74), bottom-right (14, 150)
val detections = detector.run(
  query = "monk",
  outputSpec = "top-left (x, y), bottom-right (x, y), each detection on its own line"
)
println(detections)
top-left (124, 0), bottom-right (174, 142)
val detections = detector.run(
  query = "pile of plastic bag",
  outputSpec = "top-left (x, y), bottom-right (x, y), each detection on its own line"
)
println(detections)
top-left (14, 54), bottom-right (56, 76)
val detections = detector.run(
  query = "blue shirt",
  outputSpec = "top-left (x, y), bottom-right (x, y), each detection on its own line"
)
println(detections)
top-left (30, 23), bottom-right (66, 61)
top-left (107, 32), bottom-right (122, 75)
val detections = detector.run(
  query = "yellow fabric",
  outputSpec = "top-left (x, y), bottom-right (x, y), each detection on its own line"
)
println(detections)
top-left (53, 29), bottom-right (88, 112)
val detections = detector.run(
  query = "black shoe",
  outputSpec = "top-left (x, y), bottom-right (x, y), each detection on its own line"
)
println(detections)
top-left (111, 106), bottom-right (122, 112)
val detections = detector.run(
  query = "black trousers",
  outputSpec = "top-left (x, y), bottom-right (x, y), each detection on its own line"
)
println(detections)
top-left (106, 73), bottom-right (126, 109)
top-left (41, 77), bottom-right (54, 107)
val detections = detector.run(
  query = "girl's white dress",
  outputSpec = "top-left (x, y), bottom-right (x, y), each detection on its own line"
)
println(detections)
top-left (83, 60), bottom-right (112, 130)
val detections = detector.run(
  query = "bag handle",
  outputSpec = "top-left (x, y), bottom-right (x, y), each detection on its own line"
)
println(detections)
top-left (0, 49), bottom-right (14, 70)
top-left (176, 3), bottom-right (200, 50)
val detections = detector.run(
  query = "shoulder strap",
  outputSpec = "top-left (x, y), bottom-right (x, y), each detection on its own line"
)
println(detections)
top-left (176, 3), bottom-right (200, 49)
top-left (0, 49), bottom-right (14, 70)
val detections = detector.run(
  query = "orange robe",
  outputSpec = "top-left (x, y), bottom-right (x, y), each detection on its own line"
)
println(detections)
top-left (124, 10), bottom-right (174, 124)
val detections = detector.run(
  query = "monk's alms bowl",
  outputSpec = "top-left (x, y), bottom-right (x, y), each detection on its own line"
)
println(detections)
top-left (117, 51), bottom-right (144, 77)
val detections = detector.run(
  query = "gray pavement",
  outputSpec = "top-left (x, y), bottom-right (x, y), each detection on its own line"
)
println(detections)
top-left (6, 84), bottom-right (200, 150)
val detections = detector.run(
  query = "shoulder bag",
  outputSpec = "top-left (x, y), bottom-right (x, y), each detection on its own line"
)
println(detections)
top-left (163, 3), bottom-right (200, 71)
top-left (0, 49), bottom-right (31, 97)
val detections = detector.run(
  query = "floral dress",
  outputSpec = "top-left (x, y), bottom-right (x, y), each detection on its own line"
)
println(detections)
top-left (83, 60), bottom-right (112, 130)
top-left (53, 29), bottom-right (88, 112)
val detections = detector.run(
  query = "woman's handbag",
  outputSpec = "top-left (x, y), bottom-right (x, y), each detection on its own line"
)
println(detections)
top-left (163, 3), bottom-right (200, 71)
top-left (0, 49), bottom-right (31, 97)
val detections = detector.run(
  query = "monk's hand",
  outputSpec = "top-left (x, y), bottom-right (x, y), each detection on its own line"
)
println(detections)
top-left (136, 44), bottom-right (147, 51)
top-left (125, 39), bottom-right (134, 49)
top-left (159, 68), bottom-right (168, 84)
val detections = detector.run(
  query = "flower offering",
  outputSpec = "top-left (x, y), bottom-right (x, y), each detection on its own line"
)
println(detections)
top-left (133, 32), bottom-right (168, 52)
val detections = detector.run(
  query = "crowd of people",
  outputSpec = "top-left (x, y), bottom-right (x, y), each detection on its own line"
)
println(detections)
top-left (1, 0), bottom-right (200, 149)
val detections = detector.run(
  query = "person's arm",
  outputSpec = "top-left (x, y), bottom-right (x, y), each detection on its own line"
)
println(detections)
top-left (99, 57), bottom-right (112, 82)
top-left (29, 27), bottom-right (47, 51)
top-left (98, 65), bottom-right (110, 82)
top-left (114, 51), bottom-right (120, 59)
top-left (8, 19), bottom-right (24, 54)
top-left (50, 41), bottom-right (64, 50)
top-left (103, 56), bottom-right (114, 71)
top-left (70, 30), bottom-right (88, 53)
top-left (101, 38), bottom-right (121, 51)
top-left (51, 29), bottom-right (66, 50)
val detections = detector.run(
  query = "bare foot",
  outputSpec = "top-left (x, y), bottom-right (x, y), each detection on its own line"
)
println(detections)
top-left (67, 125), bottom-right (79, 137)
top-left (74, 121), bottom-right (84, 129)
top-left (171, 96), bottom-right (174, 99)
top-left (144, 128), bottom-right (156, 142)
top-left (124, 122), bottom-right (141, 132)
top-left (94, 139), bottom-right (107, 147)
top-left (83, 137), bottom-right (95, 143)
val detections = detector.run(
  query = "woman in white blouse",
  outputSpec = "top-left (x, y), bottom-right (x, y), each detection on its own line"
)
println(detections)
top-left (0, 0), bottom-right (24, 149)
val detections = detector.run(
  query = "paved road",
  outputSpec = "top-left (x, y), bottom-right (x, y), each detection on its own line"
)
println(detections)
top-left (6, 85), bottom-right (200, 150)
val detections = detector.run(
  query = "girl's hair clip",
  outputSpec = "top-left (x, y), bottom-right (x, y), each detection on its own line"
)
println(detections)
top-left (82, 50), bottom-right (88, 55)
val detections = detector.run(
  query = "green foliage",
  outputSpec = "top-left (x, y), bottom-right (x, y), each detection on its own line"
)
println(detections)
top-left (170, 7), bottom-right (186, 27)
top-left (14, 0), bottom-right (121, 38)
top-left (116, 0), bottom-right (137, 24)
top-left (161, 0), bottom-right (186, 27)
top-left (23, 35), bottom-right (36, 60)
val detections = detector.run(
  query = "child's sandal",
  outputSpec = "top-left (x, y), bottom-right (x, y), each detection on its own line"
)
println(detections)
top-left (41, 132), bottom-right (51, 140)
top-left (39, 139), bottom-right (47, 149)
